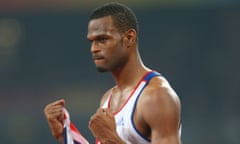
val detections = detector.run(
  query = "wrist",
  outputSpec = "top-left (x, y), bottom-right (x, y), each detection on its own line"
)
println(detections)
top-left (102, 134), bottom-right (125, 144)
top-left (56, 135), bottom-right (63, 144)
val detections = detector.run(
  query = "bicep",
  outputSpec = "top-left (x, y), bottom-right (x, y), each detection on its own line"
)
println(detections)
top-left (151, 131), bottom-right (181, 144)
top-left (142, 86), bottom-right (181, 144)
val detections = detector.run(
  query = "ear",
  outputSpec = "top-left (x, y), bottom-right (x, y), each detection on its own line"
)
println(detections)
top-left (123, 29), bottom-right (137, 48)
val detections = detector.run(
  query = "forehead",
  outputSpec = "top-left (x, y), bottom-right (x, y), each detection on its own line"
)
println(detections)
top-left (87, 16), bottom-right (118, 38)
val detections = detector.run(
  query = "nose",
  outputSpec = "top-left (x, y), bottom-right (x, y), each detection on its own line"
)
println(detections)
top-left (90, 41), bottom-right (100, 53)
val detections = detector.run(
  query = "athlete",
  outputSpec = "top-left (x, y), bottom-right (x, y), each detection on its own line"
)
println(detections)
top-left (44, 2), bottom-right (181, 144)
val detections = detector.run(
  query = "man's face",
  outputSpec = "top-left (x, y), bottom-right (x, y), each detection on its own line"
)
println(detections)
top-left (87, 16), bottom-right (128, 72)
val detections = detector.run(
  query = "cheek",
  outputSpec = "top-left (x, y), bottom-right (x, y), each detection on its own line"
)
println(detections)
top-left (104, 39), bottom-right (126, 61)
top-left (111, 47), bottom-right (128, 65)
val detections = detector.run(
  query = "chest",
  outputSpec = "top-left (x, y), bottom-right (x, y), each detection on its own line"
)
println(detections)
top-left (106, 89), bottom-right (151, 143)
top-left (109, 88), bottom-right (133, 113)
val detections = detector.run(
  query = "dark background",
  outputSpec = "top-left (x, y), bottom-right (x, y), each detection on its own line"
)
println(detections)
top-left (0, 0), bottom-right (239, 144)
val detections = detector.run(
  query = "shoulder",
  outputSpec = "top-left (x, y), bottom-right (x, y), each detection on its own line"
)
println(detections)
top-left (99, 87), bottom-right (114, 107)
top-left (139, 75), bottom-right (181, 126)
top-left (141, 76), bottom-right (180, 105)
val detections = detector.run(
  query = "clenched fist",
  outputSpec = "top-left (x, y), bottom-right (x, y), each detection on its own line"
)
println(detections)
top-left (44, 99), bottom-right (65, 142)
top-left (89, 108), bottom-right (125, 144)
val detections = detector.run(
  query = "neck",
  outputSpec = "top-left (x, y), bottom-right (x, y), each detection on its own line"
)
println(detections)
top-left (111, 55), bottom-right (151, 90)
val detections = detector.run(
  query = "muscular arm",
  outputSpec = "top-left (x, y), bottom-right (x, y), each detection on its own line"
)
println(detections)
top-left (141, 78), bottom-right (181, 144)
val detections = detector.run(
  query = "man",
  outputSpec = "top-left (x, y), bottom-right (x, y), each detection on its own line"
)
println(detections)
top-left (44, 2), bottom-right (181, 144)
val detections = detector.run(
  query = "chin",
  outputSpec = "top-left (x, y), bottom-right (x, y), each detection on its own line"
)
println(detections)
top-left (97, 67), bottom-right (108, 72)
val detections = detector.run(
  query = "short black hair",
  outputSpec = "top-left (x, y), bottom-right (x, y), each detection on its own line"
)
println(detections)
top-left (89, 2), bottom-right (139, 33)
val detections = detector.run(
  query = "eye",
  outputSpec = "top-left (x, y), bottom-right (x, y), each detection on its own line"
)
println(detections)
top-left (97, 36), bottom-right (108, 43)
top-left (88, 39), bottom-right (93, 44)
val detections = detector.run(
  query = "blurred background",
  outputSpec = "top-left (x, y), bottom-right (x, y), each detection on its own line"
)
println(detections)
top-left (0, 0), bottom-right (240, 143)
